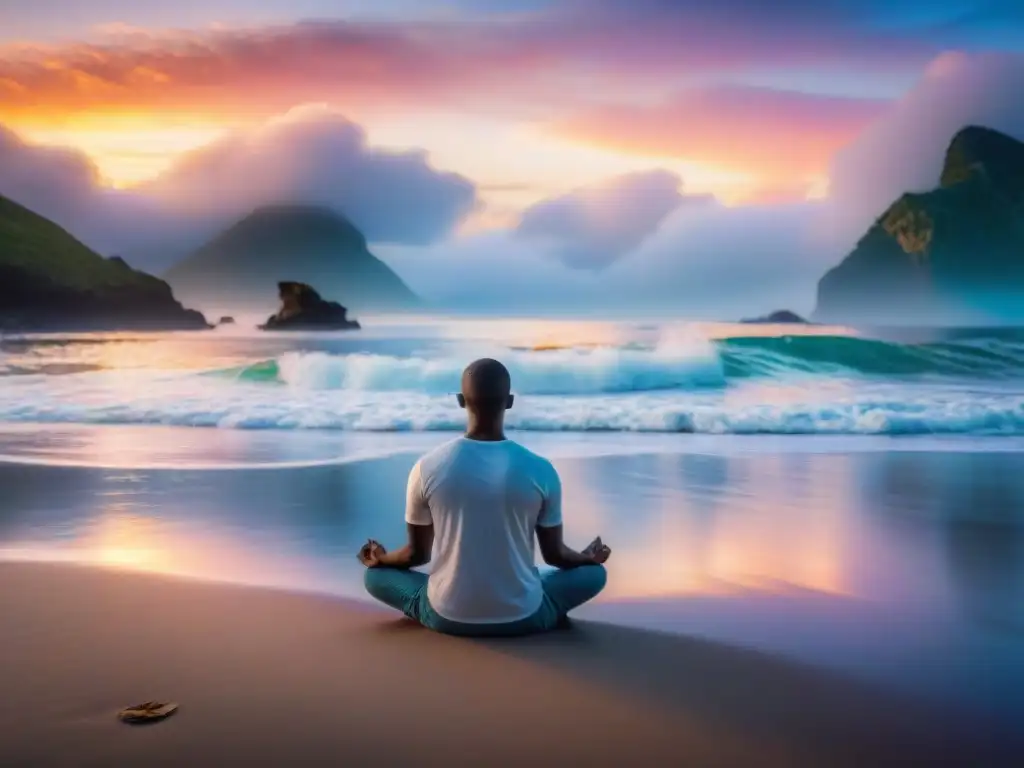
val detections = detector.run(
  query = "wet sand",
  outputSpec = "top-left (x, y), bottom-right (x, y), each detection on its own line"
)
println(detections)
top-left (2, 427), bottom-right (1024, 764)
top-left (2, 562), bottom-right (1020, 767)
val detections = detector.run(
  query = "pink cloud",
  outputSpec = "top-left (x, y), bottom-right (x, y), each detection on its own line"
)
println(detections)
top-left (735, 185), bottom-right (819, 205)
top-left (0, 7), bottom-right (935, 121)
top-left (554, 86), bottom-right (889, 183)
top-left (0, 24), bottom-right (491, 117)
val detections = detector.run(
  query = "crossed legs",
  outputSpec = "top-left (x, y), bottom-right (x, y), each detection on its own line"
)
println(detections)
top-left (364, 565), bottom-right (607, 636)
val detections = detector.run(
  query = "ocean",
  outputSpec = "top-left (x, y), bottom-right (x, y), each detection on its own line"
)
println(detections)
top-left (1, 316), bottom-right (1023, 726)
top-left (2, 317), bottom-right (1024, 434)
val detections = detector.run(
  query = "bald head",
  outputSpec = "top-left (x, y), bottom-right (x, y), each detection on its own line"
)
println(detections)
top-left (459, 358), bottom-right (513, 414)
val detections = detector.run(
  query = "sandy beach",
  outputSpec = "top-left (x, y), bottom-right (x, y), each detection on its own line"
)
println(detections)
top-left (2, 425), bottom-right (1024, 766)
top-left (1, 562), bottom-right (1021, 767)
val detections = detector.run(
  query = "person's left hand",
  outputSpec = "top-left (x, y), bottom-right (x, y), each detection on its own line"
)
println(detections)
top-left (358, 539), bottom-right (387, 568)
top-left (582, 536), bottom-right (612, 564)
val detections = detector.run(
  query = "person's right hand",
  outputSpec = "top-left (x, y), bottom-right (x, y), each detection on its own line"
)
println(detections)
top-left (582, 536), bottom-right (611, 564)
top-left (357, 539), bottom-right (386, 568)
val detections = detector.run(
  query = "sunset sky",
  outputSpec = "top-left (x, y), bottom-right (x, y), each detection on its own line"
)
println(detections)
top-left (3, 0), bottom-right (1021, 208)
top-left (2, 0), bottom-right (1024, 312)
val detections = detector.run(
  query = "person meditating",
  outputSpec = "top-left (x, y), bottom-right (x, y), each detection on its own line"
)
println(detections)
top-left (359, 358), bottom-right (611, 637)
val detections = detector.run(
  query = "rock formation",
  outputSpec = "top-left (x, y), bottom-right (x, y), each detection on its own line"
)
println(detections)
top-left (814, 126), bottom-right (1024, 325)
top-left (740, 310), bottom-right (809, 324)
top-left (259, 282), bottom-right (361, 331)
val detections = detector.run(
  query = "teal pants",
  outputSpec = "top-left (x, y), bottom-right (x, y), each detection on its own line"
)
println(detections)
top-left (363, 565), bottom-right (607, 637)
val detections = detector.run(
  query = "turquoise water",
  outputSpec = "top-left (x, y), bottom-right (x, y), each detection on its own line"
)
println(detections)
top-left (1, 318), bottom-right (1024, 433)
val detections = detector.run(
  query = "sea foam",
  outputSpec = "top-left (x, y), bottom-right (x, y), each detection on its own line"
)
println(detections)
top-left (3, 333), bottom-right (1024, 435)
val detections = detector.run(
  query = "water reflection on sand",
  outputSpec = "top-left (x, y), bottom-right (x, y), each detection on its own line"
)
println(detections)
top-left (1, 425), bottom-right (1022, 619)
top-left (2, 425), bottom-right (1024, 718)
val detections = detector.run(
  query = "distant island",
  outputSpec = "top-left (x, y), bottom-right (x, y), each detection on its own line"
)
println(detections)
top-left (740, 310), bottom-right (809, 325)
top-left (814, 125), bottom-right (1024, 325)
top-left (0, 194), bottom-right (209, 332)
top-left (260, 282), bottom-right (361, 331)
top-left (165, 205), bottom-right (421, 316)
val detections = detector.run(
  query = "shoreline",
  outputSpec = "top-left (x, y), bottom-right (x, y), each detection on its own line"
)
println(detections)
top-left (2, 561), bottom-right (1021, 767)
top-left (3, 423), bottom-right (1024, 472)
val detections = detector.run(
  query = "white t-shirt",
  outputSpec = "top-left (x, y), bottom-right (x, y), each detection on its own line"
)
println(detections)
top-left (405, 437), bottom-right (562, 624)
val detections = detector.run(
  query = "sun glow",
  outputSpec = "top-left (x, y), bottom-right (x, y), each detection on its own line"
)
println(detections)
top-left (19, 116), bottom-right (234, 187)
top-left (5, 98), bottom-right (823, 214)
top-left (8, 105), bottom-right (783, 204)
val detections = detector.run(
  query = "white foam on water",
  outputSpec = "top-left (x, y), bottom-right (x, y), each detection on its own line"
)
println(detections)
top-left (271, 340), bottom-right (726, 394)
top-left (3, 332), bottom-right (1024, 436)
top-left (1, 367), bottom-right (1022, 435)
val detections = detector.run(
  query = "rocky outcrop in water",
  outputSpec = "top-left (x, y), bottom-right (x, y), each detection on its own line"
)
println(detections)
top-left (740, 310), bottom-right (809, 324)
top-left (0, 195), bottom-right (210, 332)
top-left (814, 125), bottom-right (1024, 325)
top-left (259, 282), bottom-right (361, 331)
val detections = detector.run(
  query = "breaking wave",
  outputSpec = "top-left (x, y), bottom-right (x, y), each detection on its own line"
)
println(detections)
top-left (220, 334), bottom-right (1024, 394)
top-left (3, 331), bottom-right (1024, 435)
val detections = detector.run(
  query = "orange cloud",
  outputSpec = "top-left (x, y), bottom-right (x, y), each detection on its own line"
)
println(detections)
top-left (0, 10), bottom-right (922, 204)
top-left (0, 4), bottom-right (933, 129)
top-left (733, 182), bottom-right (822, 206)
top-left (554, 87), bottom-right (888, 188)
top-left (0, 22), bottom-right (556, 126)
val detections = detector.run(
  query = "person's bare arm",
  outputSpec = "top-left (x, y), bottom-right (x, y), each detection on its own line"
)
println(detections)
top-left (536, 526), bottom-right (608, 569)
top-left (534, 462), bottom-right (611, 570)
top-left (357, 459), bottom-right (434, 569)
top-left (360, 524), bottom-right (434, 569)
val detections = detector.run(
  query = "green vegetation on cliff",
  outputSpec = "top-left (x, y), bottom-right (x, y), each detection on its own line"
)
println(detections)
top-left (940, 124), bottom-right (1024, 197)
top-left (0, 195), bottom-right (149, 292)
top-left (815, 125), bottom-right (1024, 324)
top-left (0, 194), bottom-right (209, 331)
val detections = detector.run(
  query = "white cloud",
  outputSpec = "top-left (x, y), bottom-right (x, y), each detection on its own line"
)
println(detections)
top-left (383, 200), bottom-right (832, 318)
top-left (0, 105), bottom-right (478, 271)
top-left (825, 52), bottom-right (1024, 247)
top-left (142, 105), bottom-right (477, 247)
top-left (514, 170), bottom-right (711, 270)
